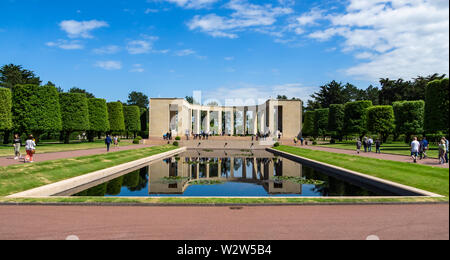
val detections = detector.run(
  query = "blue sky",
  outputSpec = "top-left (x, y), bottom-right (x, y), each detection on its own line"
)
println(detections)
top-left (0, 0), bottom-right (448, 104)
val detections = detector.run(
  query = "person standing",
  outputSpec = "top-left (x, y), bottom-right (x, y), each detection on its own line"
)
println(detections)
top-left (12, 134), bottom-right (22, 160)
top-left (363, 136), bottom-right (368, 153)
top-left (368, 137), bottom-right (373, 152)
top-left (300, 137), bottom-right (304, 146)
top-left (444, 137), bottom-right (449, 164)
top-left (113, 135), bottom-right (119, 149)
top-left (438, 139), bottom-right (446, 165)
top-left (375, 139), bottom-right (381, 154)
top-left (25, 135), bottom-right (36, 163)
top-left (105, 134), bottom-right (112, 152)
top-left (410, 137), bottom-right (420, 163)
top-left (356, 139), bottom-right (362, 154)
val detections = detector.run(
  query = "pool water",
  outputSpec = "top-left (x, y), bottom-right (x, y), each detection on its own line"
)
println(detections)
top-left (71, 150), bottom-right (399, 197)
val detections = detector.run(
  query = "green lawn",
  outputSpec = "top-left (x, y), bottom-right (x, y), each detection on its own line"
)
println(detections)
top-left (318, 141), bottom-right (440, 158)
top-left (0, 145), bottom-right (177, 196)
top-left (274, 145), bottom-right (449, 197)
top-left (0, 139), bottom-right (136, 157)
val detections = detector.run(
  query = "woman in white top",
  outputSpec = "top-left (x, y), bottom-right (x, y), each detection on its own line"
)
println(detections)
top-left (25, 135), bottom-right (36, 163)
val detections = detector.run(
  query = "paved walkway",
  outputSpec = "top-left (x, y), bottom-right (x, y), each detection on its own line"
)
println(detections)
top-left (0, 204), bottom-right (447, 240)
top-left (0, 144), bottom-right (152, 167)
top-left (289, 144), bottom-right (449, 168)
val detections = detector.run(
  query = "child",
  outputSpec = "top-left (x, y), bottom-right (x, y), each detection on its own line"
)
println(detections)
top-left (25, 135), bottom-right (36, 163)
top-left (356, 140), bottom-right (362, 154)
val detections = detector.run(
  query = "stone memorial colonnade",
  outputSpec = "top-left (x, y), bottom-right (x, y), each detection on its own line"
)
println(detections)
top-left (149, 98), bottom-right (302, 139)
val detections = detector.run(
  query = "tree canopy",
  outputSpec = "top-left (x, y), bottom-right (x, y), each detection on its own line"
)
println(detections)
top-left (127, 91), bottom-right (149, 108)
top-left (0, 64), bottom-right (41, 88)
top-left (0, 88), bottom-right (13, 131)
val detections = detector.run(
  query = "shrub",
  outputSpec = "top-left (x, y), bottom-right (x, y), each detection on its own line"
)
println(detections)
top-left (312, 141), bottom-right (318, 145)
top-left (274, 142), bottom-right (280, 147)
top-left (173, 141), bottom-right (179, 147)
top-left (393, 100), bottom-right (425, 142)
top-left (314, 108), bottom-right (329, 138)
top-left (175, 136), bottom-right (181, 141)
top-left (302, 111), bottom-right (315, 137)
top-left (328, 104), bottom-right (345, 140)
top-left (367, 105), bottom-right (395, 142)
top-left (136, 136), bottom-right (143, 141)
top-left (87, 98), bottom-right (110, 142)
top-left (123, 105), bottom-right (141, 137)
top-left (133, 138), bottom-right (140, 144)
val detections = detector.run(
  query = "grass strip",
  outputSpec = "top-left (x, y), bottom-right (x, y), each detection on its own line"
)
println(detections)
top-left (0, 145), bottom-right (177, 196)
top-left (274, 145), bottom-right (449, 197)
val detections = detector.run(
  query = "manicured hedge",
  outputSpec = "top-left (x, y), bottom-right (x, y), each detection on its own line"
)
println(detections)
top-left (367, 105), bottom-right (395, 142)
top-left (314, 108), bottom-right (329, 138)
top-left (425, 79), bottom-right (449, 134)
top-left (393, 100), bottom-right (424, 140)
top-left (343, 100), bottom-right (373, 137)
top-left (59, 93), bottom-right (89, 143)
top-left (327, 104), bottom-right (344, 139)
top-left (123, 105), bottom-right (141, 136)
top-left (12, 84), bottom-right (62, 136)
top-left (0, 87), bottom-right (12, 131)
top-left (88, 98), bottom-right (110, 132)
top-left (302, 111), bottom-right (315, 137)
top-left (107, 102), bottom-right (125, 132)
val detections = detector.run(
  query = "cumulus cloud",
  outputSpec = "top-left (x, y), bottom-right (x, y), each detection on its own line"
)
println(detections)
top-left (59, 20), bottom-right (109, 38)
top-left (93, 45), bottom-right (121, 54)
top-left (155, 0), bottom-right (219, 9)
top-left (187, 0), bottom-right (293, 39)
top-left (126, 35), bottom-right (159, 54)
top-left (307, 0), bottom-right (449, 80)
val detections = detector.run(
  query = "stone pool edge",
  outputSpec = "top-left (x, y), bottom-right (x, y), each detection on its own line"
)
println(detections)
top-left (6, 147), bottom-right (187, 198)
top-left (267, 148), bottom-right (444, 198)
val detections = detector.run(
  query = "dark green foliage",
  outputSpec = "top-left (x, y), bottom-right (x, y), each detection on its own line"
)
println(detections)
top-left (12, 84), bottom-right (62, 136)
top-left (59, 93), bottom-right (89, 143)
top-left (140, 107), bottom-right (149, 132)
top-left (343, 100), bottom-right (373, 137)
top-left (425, 79), bottom-right (449, 134)
top-left (314, 108), bottom-right (329, 138)
top-left (127, 91), bottom-right (149, 108)
top-left (123, 105), bottom-right (141, 135)
top-left (302, 111), bottom-right (315, 137)
top-left (393, 100), bottom-right (425, 140)
top-left (88, 98), bottom-right (110, 132)
top-left (0, 88), bottom-right (12, 131)
top-left (328, 104), bottom-right (345, 138)
top-left (0, 64), bottom-right (41, 88)
top-left (367, 106), bottom-right (395, 142)
top-left (107, 102), bottom-right (125, 132)
top-left (106, 176), bottom-right (124, 195)
top-left (173, 141), bottom-right (179, 147)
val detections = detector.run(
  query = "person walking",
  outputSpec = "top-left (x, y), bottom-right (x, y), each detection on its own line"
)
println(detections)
top-left (363, 136), bottom-right (368, 153)
top-left (356, 139), bottom-right (362, 154)
top-left (12, 134), bottom-right (22, 160)
top-left (105, 134), bottom-right (112, 152)
top-left (444, 137), bottom-right (449, 164)
top-left (300, 137), bottom-right (304, 146)
top-left (375, 139), bottom-right (381, 154)
top-left (113, 135), bottom-right (119, 149)
top-left (422, 137), bottom-right (429, 159)
top-left (438, 139), bottom-right (446, 165)
top-left (410, 137), bottom-right (420, 163)
top-left (368, 137), bottom-right (373, 152)
top-left (25, 135), bottom-right (36, 163)
top-left (419, 138), bottom-right (425, 160)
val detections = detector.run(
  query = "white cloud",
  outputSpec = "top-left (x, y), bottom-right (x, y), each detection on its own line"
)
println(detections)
top-left (130, 64), bottom-right (145, 73)
top-left (224, 56), bottom-right (234, 61)
top-left (93, 45), bottom-right (120, 54)
top-left (202, 83), bottom-right (315, 106)
top-left (95, 61), bottom-right (122, 70)
top-left (187, 0), bottom-right (293, 38)
top-left (175, 49), bottom-right (196, 56)
top-left (156, 0), bottom-right (218, 9)
top-left (127, 40), bottom-right (152, 54)
top-left (307, 0), bottom-right (449, 80)
top-left (59, 20), bottom-right (109, 38)
top-left (46, 39), bottom-right (84, 50)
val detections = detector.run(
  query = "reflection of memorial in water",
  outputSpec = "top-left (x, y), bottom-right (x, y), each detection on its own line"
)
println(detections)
top-left (148, 150), bottom-right (303, 195)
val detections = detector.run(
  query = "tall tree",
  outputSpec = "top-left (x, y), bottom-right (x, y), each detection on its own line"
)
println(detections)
top-left (107, 102), bottom-right (126, 133)
top-left (127, 91), bottom-right (149, 108)
top-left (0, 64), bottom-right (41, 88)
top-left (314, 108), bottom-right (329, 139)
top-left (302, 111), bottom-right (315, 137)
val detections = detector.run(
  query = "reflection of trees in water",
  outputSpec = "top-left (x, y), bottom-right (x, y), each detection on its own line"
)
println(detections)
top-left (74, 167), bottom-right (149, 196)
top-left (234, 158), bottom-right (242, 171)
top-left (221, 158), bottom-right (231, 177)
top-left (303, 166), bottom-right (372, 196)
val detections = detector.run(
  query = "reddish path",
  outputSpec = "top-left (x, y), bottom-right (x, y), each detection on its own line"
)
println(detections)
top-left (0, 204), bottom-right (447, 240)
top-left (287, 144), bottom-right (449, 168)
top-left (0, 144), bottom-right (152, 167)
